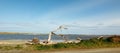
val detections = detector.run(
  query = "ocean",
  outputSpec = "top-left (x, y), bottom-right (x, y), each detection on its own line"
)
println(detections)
top-left (0, 34), bottom-right (110, 41)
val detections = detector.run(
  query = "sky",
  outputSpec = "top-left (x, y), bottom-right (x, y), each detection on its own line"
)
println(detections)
top-left (0, 0), bottom-right (120, 34)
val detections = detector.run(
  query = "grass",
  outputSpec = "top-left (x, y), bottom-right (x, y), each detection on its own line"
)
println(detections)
top-left (33, 38), bottom-right (120, 50)
top-left (0, 37), bottom-right (120, 51)
top-left (0, 45), bottom-right (23, 50)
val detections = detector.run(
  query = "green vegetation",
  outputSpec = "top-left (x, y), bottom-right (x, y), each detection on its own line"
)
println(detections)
top-left (0, 45), bottom-right (23, 50)
top-left (0, 36), bottom-right (120, 51)
top-left (14, 45), bottom-right (23, 50)
top-left (32, 37), bottom-right (120, 50)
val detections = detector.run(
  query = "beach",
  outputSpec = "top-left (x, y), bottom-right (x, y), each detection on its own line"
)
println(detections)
top-left (0, 34), bottom-right (119, 53)
top-left (0, 40), bottom-right (27, 45)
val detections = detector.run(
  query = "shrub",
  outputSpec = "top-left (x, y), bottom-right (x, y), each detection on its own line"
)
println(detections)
top-left (3, 46), bottom-right (14, 50)
top-left (14, 45), bottom-right (23, 50)
top-left (31, 36), bottom-right (120, 50)
top-left (53, 43), bottom-right (66, 48)
top-left (105, 35), bottom-right (120, 43)
top-left (35, 45), bottom-right (52, 50)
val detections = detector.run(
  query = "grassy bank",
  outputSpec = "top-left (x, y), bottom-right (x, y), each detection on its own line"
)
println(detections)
top-left (33, 39), bottom-right (120, 50)
top-left (0, 36), bottom-right (120, 51)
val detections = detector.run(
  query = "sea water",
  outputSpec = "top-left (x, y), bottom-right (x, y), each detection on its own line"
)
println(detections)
top-left (0, 34), bottom-right (110, 42)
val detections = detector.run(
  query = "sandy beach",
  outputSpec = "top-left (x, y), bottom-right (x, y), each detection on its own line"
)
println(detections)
top-left (0, 40), bottom-right (27, 44)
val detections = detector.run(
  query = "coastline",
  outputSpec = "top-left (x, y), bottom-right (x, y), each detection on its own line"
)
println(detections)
top-left (0, 35), bottom-right (120, 53)
top-left (0, 39), bottom-right (120, 53)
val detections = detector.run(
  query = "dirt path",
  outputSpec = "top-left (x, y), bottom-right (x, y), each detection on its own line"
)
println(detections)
top-left (44, 48), bottom-right (120, 53)
top-left (0, 48), bottom-right (120, 53)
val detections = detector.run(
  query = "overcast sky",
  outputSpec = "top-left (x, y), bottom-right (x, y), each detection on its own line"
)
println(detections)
top-left (0, 0), bottom-right (120, 34)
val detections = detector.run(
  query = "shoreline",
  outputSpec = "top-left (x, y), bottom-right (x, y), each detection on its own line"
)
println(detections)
top-left (0, 39), bottom-right (74, 44)
top-left (0, 40), bottom-right (27, 44)
top-left (0, 35), bottom-right (120, 53)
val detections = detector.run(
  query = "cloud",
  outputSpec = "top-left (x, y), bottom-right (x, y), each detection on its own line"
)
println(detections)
top-left (0, 0), bottom-right (120, 34)
top-left (38, 0), bottom-right (109, 20)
